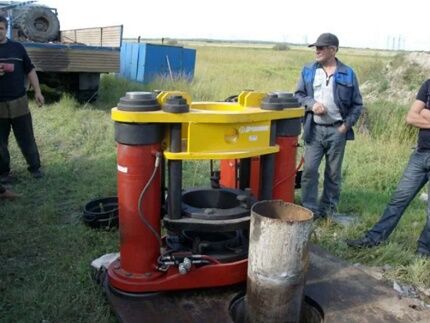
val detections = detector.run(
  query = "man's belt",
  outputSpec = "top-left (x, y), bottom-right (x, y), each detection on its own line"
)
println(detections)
top-left (315, 121), bottom-right (343, 127)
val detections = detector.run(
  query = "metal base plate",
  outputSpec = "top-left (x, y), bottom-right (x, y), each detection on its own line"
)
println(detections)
top-left (104, 245), bottom-right (430, 322)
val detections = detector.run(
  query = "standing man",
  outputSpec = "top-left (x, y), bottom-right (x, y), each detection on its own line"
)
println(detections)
top-left (0, 15), bottom-right (44, 183)
top-left (295, 33), bottom-right (363, 219)
top-left (346, 79), bottom-right (430, 258)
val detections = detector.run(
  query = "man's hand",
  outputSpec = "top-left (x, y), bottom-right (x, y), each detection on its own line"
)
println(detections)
top-left (35, 91), bottom-right (45, 107)
top-left (312, 102), bottom-right (326, 115)
top-left (406, 100), bottom-right (430, 129)
top-left (337, 123), bottom-right (348, 134)
top-left (27, 69), bottom-right (44, 106)
top-left (420, 109), bottom-right (430, 122)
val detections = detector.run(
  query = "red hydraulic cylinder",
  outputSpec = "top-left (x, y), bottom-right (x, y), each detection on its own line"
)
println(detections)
top-left (273, 136), bottom-right (298, 203)
top-left (220, 137), bottom-right (298, 202)
top-left (220, 158), bottom-right (261, 199)
top-left (114, 143), bottom-right (161, 275)
top-left (249, 157), bottom-right (261, 200)
top-left (220, 159), bottom-right (237, 189)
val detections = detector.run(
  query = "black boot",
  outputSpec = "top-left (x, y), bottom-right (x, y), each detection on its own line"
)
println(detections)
top-left (346, 235), bottom-right (381, 248)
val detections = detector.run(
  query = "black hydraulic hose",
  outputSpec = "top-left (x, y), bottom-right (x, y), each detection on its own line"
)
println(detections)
top-left (168, 124), bottom-right (182, 219)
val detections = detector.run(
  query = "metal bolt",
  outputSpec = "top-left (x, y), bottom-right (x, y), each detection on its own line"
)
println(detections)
top-left (182, 257), bottom-right (192, 271)
top-left (204, 208), bottom-right (215, 215)
top-left (178, 263), bottom-right (188, 275)
top-left (178, 257), bottom-right (192, 275)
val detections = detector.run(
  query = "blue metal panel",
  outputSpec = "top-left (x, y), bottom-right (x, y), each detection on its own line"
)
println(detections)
top-left (182, 48), bottom-right (196, 80)
top-left (130, 44), bottom-right (140, 81)
top-left (120, 42), bottom-right (196, 83)
top-left (119, 42), bottom-right (128, 76)
top-left (121, 43), bottom-right (134, 80)
top-left (144, 44), bottom-right (171, 82)
top-left (126, 43), bottom-right (134, 80)
top-left (136, 44), bottom-right (147, 83)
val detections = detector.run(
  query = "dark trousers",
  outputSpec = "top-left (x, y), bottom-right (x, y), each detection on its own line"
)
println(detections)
top-left (0, 113), bottom-right (41, 175)
top-left (367, 150), bottom-right (430, 250)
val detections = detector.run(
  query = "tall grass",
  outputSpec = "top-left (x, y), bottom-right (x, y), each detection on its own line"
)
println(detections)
top-left (1, 44), bottom-right (429, 322)
top-left (366, 100), bottom-right (417, 143)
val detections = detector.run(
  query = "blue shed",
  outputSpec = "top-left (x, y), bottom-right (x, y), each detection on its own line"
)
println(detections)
top-left (120, 43), bottom-right (196, 83)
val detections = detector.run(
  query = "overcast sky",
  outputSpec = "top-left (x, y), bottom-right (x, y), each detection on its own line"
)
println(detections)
top-left (40, 0), bottom-right (430, 51)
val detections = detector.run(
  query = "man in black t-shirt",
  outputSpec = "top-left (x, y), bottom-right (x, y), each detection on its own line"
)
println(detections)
top-left (0, 15), bottom-right (45, 183)
top-left (346, 79), bottom-right (430, 258)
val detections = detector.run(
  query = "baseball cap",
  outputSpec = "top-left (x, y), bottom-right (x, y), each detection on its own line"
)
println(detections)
top-left (308, 33), bottom-right (339, 48)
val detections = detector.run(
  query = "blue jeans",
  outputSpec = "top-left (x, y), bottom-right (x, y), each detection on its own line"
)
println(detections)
top-left (367, 150), bottom-right (430, 250)
top-left (301, 125), bottom-right (347, 216)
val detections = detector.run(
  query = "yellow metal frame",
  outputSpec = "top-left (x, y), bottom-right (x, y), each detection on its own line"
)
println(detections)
top-left (112, 91), bottom-right (304, 160)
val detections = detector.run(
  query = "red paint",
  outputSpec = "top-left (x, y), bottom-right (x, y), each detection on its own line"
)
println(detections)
top-left (114, 143), bottom-right (162, 275)
top-left (249, 157), bottom-right (261, 199)
top-left (273, 136), bottom-right (298, 202)
top-left (109, 129), bottom-right (299, 293)
top-left (220, 159), bottom-right (237, 188)
top-left (108, 259), bottom-right (247, 292)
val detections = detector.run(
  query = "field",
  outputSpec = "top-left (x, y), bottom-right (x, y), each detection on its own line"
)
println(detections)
top-left (1, 43), bottom-right (430, 322)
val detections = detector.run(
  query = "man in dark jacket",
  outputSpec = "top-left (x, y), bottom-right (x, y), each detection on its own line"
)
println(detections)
top-left (347, 79), bottom-right (430, 258)
top-left (295, 33), bottom-right (363, 218)
top-left (0, 15), bottom-right (45, 183)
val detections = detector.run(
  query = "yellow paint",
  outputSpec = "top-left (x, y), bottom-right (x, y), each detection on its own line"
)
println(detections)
top-left (111, 107), bottom-right (303, 123)
top-left (185, 120), bottom-right (271, 153)
top-left (164, 146), bottom-right (279, 160)
top-left (156, 91), bottom-right (193, 106)
top-left (112, 90), bottom-right (304, 160)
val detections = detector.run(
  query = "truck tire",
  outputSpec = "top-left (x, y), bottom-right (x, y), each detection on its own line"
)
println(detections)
top-left (18, 6), bottom-right (60, 42)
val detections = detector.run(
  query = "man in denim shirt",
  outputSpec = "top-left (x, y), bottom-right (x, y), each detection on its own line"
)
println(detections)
top-left (295, 33), bottom-right (363, 219)
top-left (347, 79), bottom-right (430, 258)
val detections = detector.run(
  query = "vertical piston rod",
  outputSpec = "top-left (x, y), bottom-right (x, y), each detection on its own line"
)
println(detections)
top-left (168, 123), bottom-right (182, 219)
top-left (260, 121), bottom-right (277, 200)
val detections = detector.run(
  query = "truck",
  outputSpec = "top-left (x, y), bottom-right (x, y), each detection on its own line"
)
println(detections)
top-left (0, 1), bottom-right (122, 102)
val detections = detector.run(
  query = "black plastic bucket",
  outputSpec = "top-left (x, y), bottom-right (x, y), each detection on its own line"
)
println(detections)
top-left (83, 196), bottom-right (119, 229)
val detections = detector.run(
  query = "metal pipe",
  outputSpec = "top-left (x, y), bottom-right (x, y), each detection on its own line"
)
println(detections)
top-left (168, 124), bottom-right (182, 219)
top-left (260, 122), bottom-right (276, 200)
top-left (239, 158), bottom-right (251, 190)
top-left (160, 155), bottom-right (166, 215)
top-left (246, 200), bottom-right (313, 323)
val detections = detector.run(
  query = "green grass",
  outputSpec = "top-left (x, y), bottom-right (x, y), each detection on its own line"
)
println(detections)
top-left (1, 44), bottom-right (430, 322)
top-left (0, 97), bottom-right (118, 322)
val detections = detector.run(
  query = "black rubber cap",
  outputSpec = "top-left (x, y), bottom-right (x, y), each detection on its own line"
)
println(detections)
top-left (115, 122), bottom-right (162, 145)
top-left (162, 95), bottom-right (190, 113)
top-left (83, 196), bottom-right (118, 229)
top-left (117, 92), bottom-right (161, 111)
top-left (261, 92), bottom-right (299, 110)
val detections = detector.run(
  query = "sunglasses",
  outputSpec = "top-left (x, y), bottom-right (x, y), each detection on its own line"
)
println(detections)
top-left (316, 46), bottom-right (329, 50)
